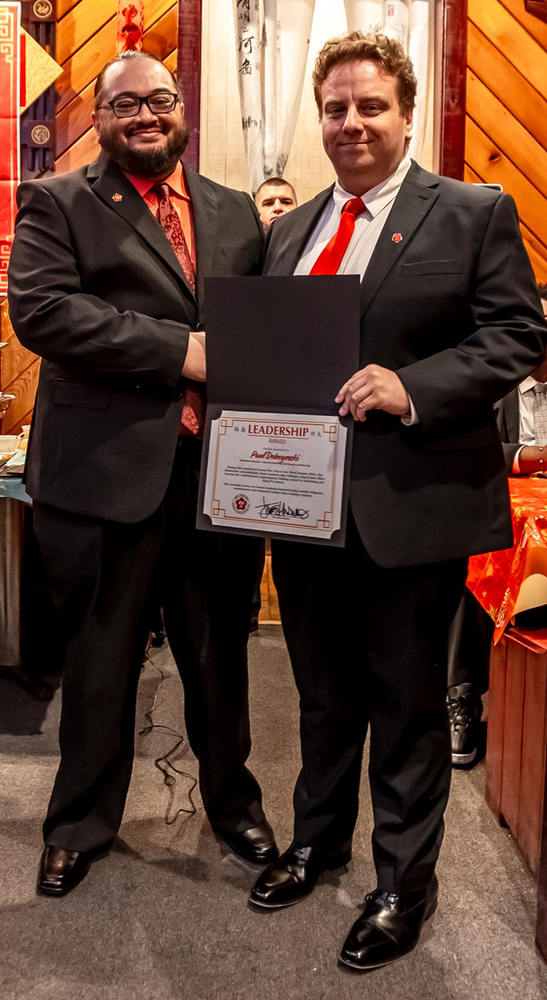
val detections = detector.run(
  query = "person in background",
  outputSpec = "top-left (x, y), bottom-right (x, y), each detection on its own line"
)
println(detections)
top-left (249, 31), bottom-right (546, 971)
top-left (447, 283), bottom-right (547, 768)
top-left (254, 177), bottom-right (297, 227)
top-left (8, 50), bottom-right (277, 897)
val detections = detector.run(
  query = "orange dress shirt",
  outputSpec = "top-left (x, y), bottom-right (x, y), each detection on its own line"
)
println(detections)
top-left (124, 160), bottom-right (196, 266)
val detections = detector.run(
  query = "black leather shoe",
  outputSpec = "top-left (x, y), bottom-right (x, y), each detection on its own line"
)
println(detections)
top-left (214, 818), bottom-right (279, 864)
top-left (37, 846), bottom-right (94, 896)
top-left (339, 875), bottom-right (438, 970)
top-left (249, 840), bottom-right (352, 908)
top-left (447, 683), bottom-right (483, 766)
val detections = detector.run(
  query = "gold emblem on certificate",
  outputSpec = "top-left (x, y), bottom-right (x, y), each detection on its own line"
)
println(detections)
top-left (203, 411), bottom-right (347, 539)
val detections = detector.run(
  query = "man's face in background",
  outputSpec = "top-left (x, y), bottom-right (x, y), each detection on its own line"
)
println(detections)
top-left (255, 182), bottom-right (297, 227)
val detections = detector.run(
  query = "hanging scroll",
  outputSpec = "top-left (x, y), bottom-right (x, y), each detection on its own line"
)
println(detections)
top-left (234, 0), bottom-right (263, 193)
top-left (116, 0), bottom-right (143, 54)
top-left (407, 0), bottom-right (433, 166)
top-left (262, 0), bottom-right (278, 180)
top-left (235, 0), bottom-right (315, 191)
top-left (273, 0), bottom-right (315, 177)
top-left (382, 0), bottom-right (410, 48)
top-left (344, 0), bottom-right (383, 32)
top-left (0, 2), bottom-right (21, 297)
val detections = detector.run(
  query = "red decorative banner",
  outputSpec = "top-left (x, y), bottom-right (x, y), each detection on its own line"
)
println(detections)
top-left (116, 0), bottom-right (143, 53)
top-left (0, 2), bottom-right (21, 297)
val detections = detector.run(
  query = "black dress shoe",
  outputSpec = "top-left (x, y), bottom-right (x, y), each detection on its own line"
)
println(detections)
top-left (250, 839), bottom-right (352, 909)
top-left (37, 846), bottom-right (94, 896)
top-left (214, 818), bottom-right (279, 864)
top-left (339, 874), bottom-right (438, 970)
top-left (447, 683), bottom-right (483, 766)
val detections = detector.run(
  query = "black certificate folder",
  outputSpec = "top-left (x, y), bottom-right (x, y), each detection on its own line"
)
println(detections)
top-left (197, 275), bottom-right (361, 546)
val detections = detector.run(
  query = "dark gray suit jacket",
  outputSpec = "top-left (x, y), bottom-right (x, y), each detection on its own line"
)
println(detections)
top-left (8, 154), bottom-right (263, 522)
top-left (264, 161), bottom-right (546, 568)
top-left (495, 389), bottom-right (522, 474)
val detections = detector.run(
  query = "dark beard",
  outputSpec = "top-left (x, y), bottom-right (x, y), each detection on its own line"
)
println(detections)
top-left (98, 120), bottom-right (190, 177)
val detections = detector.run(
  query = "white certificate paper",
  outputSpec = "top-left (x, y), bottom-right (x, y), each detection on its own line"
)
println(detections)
top-left (203, 411), bottom-right (347, 539)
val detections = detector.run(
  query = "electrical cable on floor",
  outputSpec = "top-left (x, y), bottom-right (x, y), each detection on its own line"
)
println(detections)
top-left (139, 654), bottom-right (198, 825)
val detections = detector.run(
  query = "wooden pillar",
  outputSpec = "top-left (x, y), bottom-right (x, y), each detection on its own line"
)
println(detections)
top-left (436, 0), bottom-right (468, 179)
top-left (177, 0), bottom-right (202, 173)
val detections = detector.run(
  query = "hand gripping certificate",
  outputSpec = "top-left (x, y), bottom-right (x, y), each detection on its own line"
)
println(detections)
top-left (198, 275), bottom-right (361, 546)
top-left (203, 411), bottom-right (347, 539)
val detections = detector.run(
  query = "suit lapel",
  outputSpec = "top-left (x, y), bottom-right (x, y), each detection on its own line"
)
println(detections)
top-left (185, 168), bottom-right (218, 312)
top-left (266, 187), bottom-right (334, 275)
top-left (503, 389), bottom-right (520, 443)
top-left (88, 156), bottom-right (195, 300)
top-left (360, 162), bottom-right (440, 317)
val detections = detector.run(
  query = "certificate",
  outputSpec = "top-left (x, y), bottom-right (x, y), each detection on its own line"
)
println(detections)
top-left (203, 410), bottom-right (347, 539)
top-left (197, 275), bottom-right (361, 546)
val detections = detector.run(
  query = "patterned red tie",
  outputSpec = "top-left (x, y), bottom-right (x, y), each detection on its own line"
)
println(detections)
top-left (310, 197), bottom-right (366, 275)
top-left (153, 183), bottom-right (204, 438)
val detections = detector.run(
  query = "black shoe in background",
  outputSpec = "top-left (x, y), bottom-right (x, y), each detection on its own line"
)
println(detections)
top-left (447, 682), bottom-right (483, 767)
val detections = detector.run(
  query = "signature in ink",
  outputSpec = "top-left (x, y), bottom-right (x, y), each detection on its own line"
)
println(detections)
top-left (256, 498), bottom-right (310, 520)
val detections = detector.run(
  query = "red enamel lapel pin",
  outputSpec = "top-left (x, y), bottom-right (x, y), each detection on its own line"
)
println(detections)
top-left (392, 233), bottom-right (403, 243)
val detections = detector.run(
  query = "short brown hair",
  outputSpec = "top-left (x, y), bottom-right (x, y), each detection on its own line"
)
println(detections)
top-left (312, 31), bottom-right (417, 117)
top-left (255, 177), bottom-right (297, 204)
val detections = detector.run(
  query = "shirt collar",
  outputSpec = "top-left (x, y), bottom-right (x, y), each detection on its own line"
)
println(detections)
top-left (520, 375), bottom-right (541, 394)
top-left (123, 160), bottom-right (189, 200)
top-left (333, 155), bottom-right (412, 219)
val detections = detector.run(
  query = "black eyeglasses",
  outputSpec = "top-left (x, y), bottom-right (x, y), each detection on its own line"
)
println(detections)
top-left (97, 92), bottom-right (179, 118)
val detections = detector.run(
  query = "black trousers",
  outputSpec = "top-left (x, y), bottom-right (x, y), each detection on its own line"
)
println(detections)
top-left (33, 438), bottom-right (264, 853)
top-left (272, 516), bottom-right (467, 893)
top-left (447, 588), bottom-right (493, 693)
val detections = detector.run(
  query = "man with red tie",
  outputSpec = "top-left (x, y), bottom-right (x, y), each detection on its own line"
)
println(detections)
top-left (8, 51), bottom-right (278, 896)
top-left (250, 32), bottom-right (546, 969)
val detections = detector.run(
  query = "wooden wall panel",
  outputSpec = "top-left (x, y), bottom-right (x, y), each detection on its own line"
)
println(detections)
top-left (466, 0), bottom-right (547, 281)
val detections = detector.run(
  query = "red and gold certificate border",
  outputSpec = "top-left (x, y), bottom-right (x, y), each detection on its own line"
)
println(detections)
top-left (209, 415), bottom-right (341, 534)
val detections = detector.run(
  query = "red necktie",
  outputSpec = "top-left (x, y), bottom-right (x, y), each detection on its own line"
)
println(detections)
top-left (310, 197), bottom-right (366, 275)
top-left (153, 183), bottom-right (204, 438)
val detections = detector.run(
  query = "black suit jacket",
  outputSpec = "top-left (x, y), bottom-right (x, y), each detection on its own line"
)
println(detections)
top-left (495, 389), bottom-right (523, 474)
top-left (8, 155), bottom-right (263, 522)
top-left (264, 161), bottom-right (546, 567)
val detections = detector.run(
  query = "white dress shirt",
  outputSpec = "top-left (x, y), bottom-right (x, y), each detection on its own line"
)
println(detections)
top-left (513, 376), bottom-right (543, 472)
top-left (294, 155), bottom-right (412, 278)
top-left (294, 156), bottom-right (417, 423)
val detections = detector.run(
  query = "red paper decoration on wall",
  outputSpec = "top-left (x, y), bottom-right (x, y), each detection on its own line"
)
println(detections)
top-left (116, 1), bottom-right (143, 54)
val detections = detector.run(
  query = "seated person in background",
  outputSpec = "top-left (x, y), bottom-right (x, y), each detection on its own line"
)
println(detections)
top-left (254, 177), bottom-right (297, 228)
top-left (447, 283), bottom-right (547, 768)
top-left (497, 283), bottom-right (547, 474)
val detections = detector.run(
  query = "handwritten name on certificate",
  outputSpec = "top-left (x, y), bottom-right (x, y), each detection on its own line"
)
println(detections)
top-left (203, 411), bottom-right (347, 539)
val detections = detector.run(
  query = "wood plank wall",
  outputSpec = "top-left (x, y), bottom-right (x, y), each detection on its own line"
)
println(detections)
top-left (0, 0), bottom-right (178, 434)
top-left (466, 0), bottom-right (547, 283)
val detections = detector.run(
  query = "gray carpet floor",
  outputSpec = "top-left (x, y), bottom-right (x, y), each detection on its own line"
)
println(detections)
top-left (1, 623), bottom-right (547, 1000)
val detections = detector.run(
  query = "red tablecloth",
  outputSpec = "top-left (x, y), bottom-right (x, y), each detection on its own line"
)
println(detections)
top-left (467, 477), bottom-right (547, 643)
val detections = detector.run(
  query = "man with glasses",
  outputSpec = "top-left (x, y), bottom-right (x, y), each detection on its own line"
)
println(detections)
top-left (8, 51), bottom-right (277, 896)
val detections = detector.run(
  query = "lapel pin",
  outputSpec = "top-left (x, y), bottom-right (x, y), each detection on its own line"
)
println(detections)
top-left (392, 233), bottom-right (403, 243)
top-left (112, 193), bottom-right (123, 202)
